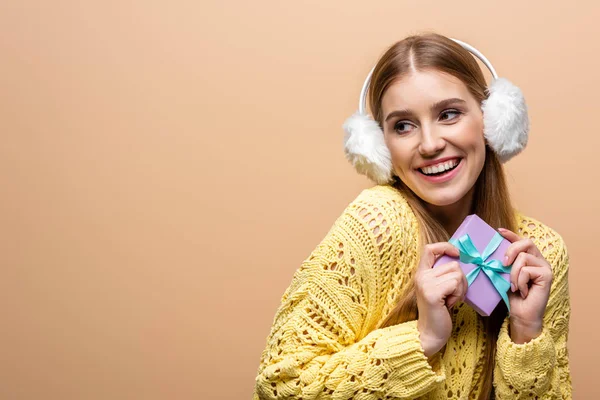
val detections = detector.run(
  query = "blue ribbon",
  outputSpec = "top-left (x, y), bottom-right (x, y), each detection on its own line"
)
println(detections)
top-left (449, 232), bottom-right (512, 311)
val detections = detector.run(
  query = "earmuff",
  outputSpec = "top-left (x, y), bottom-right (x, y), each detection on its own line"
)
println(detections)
top-left (342, 38), bottom-right (529, 185)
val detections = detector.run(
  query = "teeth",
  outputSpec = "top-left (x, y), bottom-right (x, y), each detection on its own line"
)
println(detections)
top-left (420, 159), bottom-right (459, 175)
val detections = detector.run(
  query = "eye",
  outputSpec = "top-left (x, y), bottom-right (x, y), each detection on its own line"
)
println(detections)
top-left (440, 109), bottom-right (462, 121)
top-left (393, 121), bottom-right (415, 134)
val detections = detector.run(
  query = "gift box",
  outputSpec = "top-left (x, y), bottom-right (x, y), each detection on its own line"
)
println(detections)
top-left (433, 214), bottom-right (512, 317)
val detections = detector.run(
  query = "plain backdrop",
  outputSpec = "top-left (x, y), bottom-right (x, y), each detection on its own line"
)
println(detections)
top-left (1, 0), bottom-right (598, 399)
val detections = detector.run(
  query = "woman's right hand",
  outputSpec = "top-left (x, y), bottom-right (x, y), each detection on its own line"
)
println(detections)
top-left (415, 242), bottom-right (468, 358)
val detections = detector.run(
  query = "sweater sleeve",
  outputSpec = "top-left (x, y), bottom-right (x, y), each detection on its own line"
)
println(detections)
top-left (493, 230), bottom-right (572, 399)
top-left (252, 189), bottom-right (445, 400)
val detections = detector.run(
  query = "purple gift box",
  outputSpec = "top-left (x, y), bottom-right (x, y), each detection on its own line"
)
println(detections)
top-left (433, 214), bottom-right (511, 316)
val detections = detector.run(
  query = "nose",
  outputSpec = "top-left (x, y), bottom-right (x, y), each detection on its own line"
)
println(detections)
top-left (418, 125), bottom-right (446, 156)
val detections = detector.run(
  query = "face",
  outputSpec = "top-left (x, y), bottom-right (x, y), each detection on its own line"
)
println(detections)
top-left (381, 69), bottom-right (486, 207)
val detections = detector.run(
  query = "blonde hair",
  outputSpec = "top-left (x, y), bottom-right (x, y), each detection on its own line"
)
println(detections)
top-left (369, 32), bottom-right (518, 399)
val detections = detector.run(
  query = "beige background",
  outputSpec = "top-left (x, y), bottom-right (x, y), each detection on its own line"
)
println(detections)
top-left (1, 1), bottom-right (597, 399)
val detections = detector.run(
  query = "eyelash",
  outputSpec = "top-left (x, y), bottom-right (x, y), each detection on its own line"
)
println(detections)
top-left (393, 109), bottom-right (463, 134)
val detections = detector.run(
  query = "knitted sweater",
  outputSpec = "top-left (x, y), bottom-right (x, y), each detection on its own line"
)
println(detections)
top-left (253, 185), bottom-right (571, 399)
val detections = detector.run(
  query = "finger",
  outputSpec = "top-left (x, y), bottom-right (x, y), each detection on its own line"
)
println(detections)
top-left (419, 242), bottom-right (460, 271)
top-left (447, 279), bottom-right (468, 309)
top-left (419, 262), bottom-right (460, 289)
top-left (430, 261), bottom-right (462, 278)
top-left (436, 271), bottom-right (467, 308)
top-left (448, 266), bottom-right (468, 305)
top-left (517, 265), bottom-right (533, 298)
top-left (497, 228), bottom-right (521, 243)
top-left (509, 252), bottom-right (528, 293)
top-left (510, 252), bottom-right (542, 289)
top-left (500, 235), bottom-right (543, 267)
top-left (446, 294), bottom-right (460, 309)
top-left (436, 277), bottom-right (463, 308)
top-left (435, 271), bottom-right (464, 286)
top-left (520, 262), bottom-right (552, 294)
top-left (515, 255), bottom-right (548, 297)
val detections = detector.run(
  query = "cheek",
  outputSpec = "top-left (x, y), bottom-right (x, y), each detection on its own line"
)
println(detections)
top-left (460, 118), bottom-right (485, 152)
top-left (467, 123), bottom-right (486, 169)
top-left (385, 137), bottom-right (412, 171)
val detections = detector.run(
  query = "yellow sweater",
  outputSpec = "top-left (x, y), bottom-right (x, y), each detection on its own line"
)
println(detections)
top-left (253, 185), bottom-right (571, 399)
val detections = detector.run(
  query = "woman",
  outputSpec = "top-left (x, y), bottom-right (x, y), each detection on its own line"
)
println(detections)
top-left (253, 33), bottom-right (571, 399)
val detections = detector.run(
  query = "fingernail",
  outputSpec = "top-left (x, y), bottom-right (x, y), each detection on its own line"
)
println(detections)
top-left (520, 291), bottom-right (526, 299)
top-left (503, 255), bottom-right (509, 265)
top-left (510, 283), bottom-right (516, 292)
top-left (498, 228), bottom-right (506, 231)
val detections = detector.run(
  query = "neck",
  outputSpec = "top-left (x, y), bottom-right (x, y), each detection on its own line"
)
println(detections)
top-left (424, 185), bottom-right (476, 235)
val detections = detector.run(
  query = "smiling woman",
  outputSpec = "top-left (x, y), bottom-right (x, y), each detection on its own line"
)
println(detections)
top-left (252, 32), bottom-right (571, 400)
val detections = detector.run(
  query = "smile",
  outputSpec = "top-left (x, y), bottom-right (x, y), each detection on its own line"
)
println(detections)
top-left (416, 158), bottom-right (463, 183)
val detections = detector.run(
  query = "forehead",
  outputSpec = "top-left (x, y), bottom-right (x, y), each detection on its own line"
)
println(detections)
top-left (381, 69), bottom-right (474, 113)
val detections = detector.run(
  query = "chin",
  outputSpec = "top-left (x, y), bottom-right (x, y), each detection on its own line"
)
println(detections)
top-left (420, 189), bottom-right (468, 207)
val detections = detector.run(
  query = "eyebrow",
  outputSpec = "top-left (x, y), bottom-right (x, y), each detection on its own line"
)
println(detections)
top-left (384, 98), bottom-right (467, 122)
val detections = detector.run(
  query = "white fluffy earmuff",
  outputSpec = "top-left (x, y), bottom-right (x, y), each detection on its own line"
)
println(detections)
top-left (342, 38), bottom-right (529, 185)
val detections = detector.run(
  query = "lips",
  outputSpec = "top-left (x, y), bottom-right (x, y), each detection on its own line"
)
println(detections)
top-left (419, 158), bottom-right (460, 176)
top-left (415, 156), bottom-right (462, 171)
top-left (416, 157), bottom-right (464, 183)
top-left (418, 159), bottom-right (460, 176)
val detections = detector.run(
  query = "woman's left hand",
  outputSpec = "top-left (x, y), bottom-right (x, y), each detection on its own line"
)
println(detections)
top-left (498, 227), bottom-right (553, 344)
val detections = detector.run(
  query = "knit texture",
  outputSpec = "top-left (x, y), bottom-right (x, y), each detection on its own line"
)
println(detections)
top-left (252, 185), bottom-right (571, 399)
